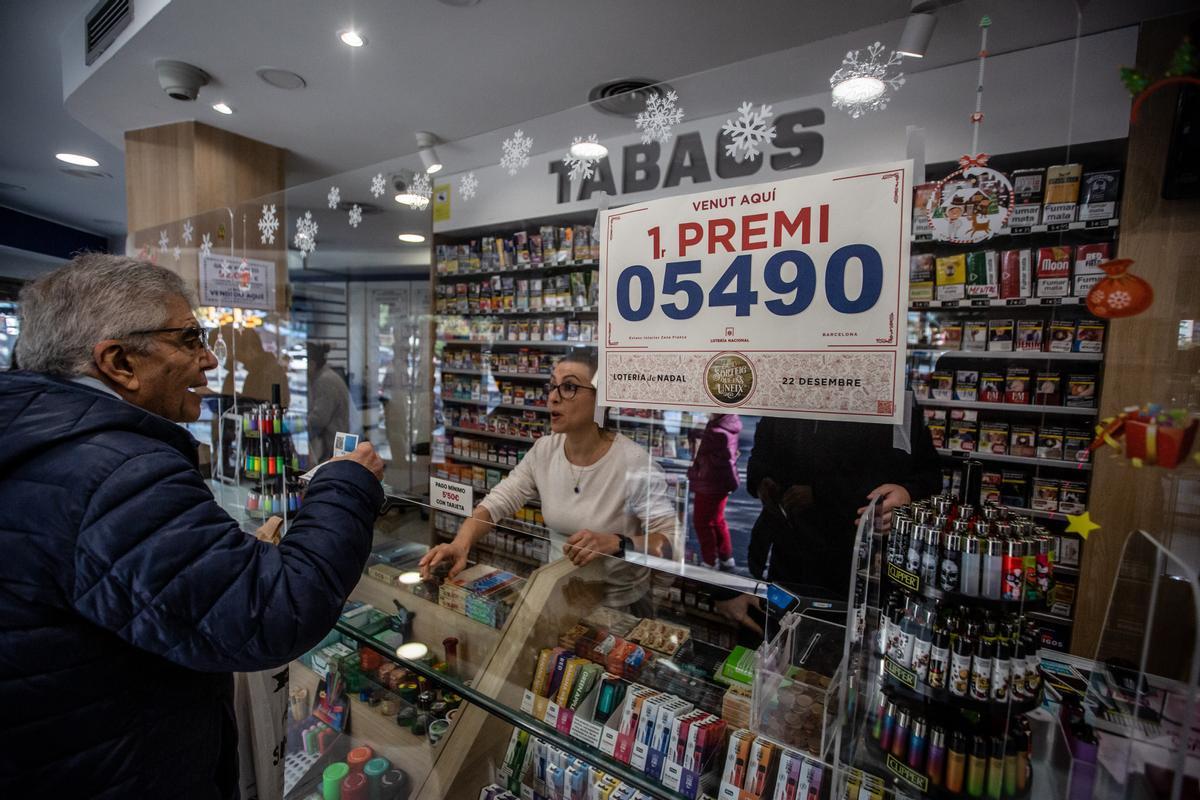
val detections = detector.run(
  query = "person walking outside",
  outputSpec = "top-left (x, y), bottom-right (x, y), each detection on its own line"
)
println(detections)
top-left (688, 413), bottom-right (742, 571)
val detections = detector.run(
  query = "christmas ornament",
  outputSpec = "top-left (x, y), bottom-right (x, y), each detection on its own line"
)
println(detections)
top-left (1088, 404), bottom-right (1199, 469)
top-left (1122, 36), bottom-right (1200, 123)
top-left (926, 154), bottom-right (1013, 243)
top-left (500, 129), bottom-right (533, 176)
top-left (1065, 511), bottom-right (1101, 540)
top-left (1085, 258), bottom-right (1153, 319)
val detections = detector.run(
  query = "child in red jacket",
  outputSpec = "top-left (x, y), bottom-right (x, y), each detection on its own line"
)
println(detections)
top-left (687, 413), bottom-right (743, 570)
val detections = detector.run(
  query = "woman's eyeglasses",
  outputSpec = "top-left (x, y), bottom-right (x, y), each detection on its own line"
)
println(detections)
top-left (545, 381), bottom-right (596, 400)
top-left (125, 325), bottom-right (212, 352)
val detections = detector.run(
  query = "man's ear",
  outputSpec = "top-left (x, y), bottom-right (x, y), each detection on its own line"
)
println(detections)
top-left (92, 340), bottom-right (140, 392)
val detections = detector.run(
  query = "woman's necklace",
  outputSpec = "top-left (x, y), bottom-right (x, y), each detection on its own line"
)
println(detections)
top-left (567, 433), bottom-right (607, 494)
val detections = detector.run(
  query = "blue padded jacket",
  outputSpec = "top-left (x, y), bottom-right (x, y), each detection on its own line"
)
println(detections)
top-left (0, 371), bottom-right (382, 798)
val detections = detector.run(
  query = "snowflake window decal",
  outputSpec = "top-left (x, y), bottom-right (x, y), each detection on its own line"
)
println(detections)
top-left (348, 204), bottom-right (363, 228)
top-left (721, 102), bottom-right (777, 162)
top-left (635, 90), bottom-right (684, 146)
top-left (459, 172), bottom-right (478, 202)
top-left (408, 172), bottom-right (433, 211)
top-left (157, 229), bottom-right (170, 254)
top-left (500, 129), bottom-right (533, 176)
top-left (199, 232), bottom-right (213, 260)
top-left (258, 204), bottom-right (279, 244)
top-left (327, 186), bottom-right (341, 209)
top-left (563, 135), bottom-right (603, 182)
top-left (829, 42), bottom-right (905, 119)
top-left (370, 173), bottom-right (386, 198)
top-left (294, 211), bottom-right (318, 254)
top-left (182, 219), bottom-right (194, 245)
top-left (173, 246), bottom-right (181, 262)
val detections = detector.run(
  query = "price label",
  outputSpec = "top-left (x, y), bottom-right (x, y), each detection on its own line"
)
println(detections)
top-left (1009, 225), bottom-right (1032, 235)
top-left (544, 701), bottom-right (560, 729)
top-left (599, 728), bottom-right (620, 757)
top-left (1039, 297), bottom-right (1063, 306)
top-left (570, 716), bottom-right (604, 749)
top-left (1005, 298), bottom-right (1027, 306)
top-left (941, 300), bottom-right (960, 308)
top-left (631, 741), bottom-right (651, 771)
top-left (969, 299), bottom-right (990, 307)
top-left (520, 689), bottom-right (535, 716)
top-left (911, 301), bottom-right (930, 309)
top-left (1046, 222), bottom-right (1070, 232)
top-left (430, 476), bottom-right (473, 516)
top-left (1085, 218), bottom-right (1112, 229)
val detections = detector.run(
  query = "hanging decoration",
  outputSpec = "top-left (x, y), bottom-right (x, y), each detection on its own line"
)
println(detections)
top-left (925, 17), bottom-right (1013, 244)
top-left (370, 173), bottom-right (386, 199)
top-left (829, 42), bottom-right (905, 119)
top-left (720, 101), bottom-right (777, 162)
top-left (199, 232), bottom-right (213, 259)
top-left (458, 172), bottom-right (478, 202)
top-left (500, 129), bottom-right (533, 175)
top-left (408, 172), bottom-right (433, 210)
top-left (635, 90), bottom-right (684, 145)
top-left (182, 219), bottom-right (195, 245)
top-left (258, 204), bottom-right (279, 244)
top-left (563, 135), bottom-right (602, 182)
top-left (348, 204), bottom-right (363, 228)
top-left (1121, 36), bottom-right (1199, 123)
top-left (1084, 258), bottom-right (1153, 319)
top-left (1088, 405), bottom-right (1199, 469)
top-left (294, 211), bottom-right (318, 254)
top-left (326, 186), bottom-right (341, 209)
top-left (1065, 511), bottom-right (1101, 540)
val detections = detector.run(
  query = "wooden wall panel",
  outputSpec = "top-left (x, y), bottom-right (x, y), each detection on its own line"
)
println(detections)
top-left (1072, 11), bottom-right (1200, 659)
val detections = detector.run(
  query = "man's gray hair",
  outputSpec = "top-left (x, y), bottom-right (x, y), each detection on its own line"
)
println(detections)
top-left (16, 253), bottom-right (192, 377)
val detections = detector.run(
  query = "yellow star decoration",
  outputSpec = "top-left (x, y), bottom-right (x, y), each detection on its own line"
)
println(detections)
top-left (1066, 511), bottom-right (1101, 540)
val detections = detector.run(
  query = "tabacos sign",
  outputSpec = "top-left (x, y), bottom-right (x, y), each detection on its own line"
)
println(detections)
top-left (546, 109), bottom-right (825, 204)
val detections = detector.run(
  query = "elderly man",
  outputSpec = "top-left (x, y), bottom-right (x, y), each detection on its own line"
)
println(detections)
top-left (0, 255), bottom-right (384, 798)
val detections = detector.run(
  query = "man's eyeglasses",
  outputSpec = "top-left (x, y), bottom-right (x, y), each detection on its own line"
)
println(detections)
top-left (545, 381), bottom-right (595, 400)
top-left (125, 325), bottom-right (212, 352)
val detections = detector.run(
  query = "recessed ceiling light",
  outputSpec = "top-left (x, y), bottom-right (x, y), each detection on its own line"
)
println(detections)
top-left (56, 153), bottom-right (99, 167)
top-left (569, 140), bottom-right (608, 160)
top-left (256, 67), bottom-right (307, 90)
top-left (398, 233), bottom-right (426, 243)
top-left (212, 102), bottom-right (234, 115)
top-left (395, 191), bottom-right (424, 208)
top-left (339, 29), bottom-right (366, 47)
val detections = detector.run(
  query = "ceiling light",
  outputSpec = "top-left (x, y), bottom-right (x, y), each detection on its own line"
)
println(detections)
top-left (398, 233), bottom-right (426, 243)
top-left (395, 191), bottom-right (424, 208)
top-left (832, 77), bottom-right (886, 106)
top-left (212, 102), bottom-right (234, 115)
top-left (829, 42), bottom-right (905, 119)
top-left (339, 29), bottom-right (366, 47)
top-left (415, 131), bottom-right (443, 174)
top-left (897, 12), bottom-right (937, 58)
top-left (56, 153), bottom-right (99, 167)
top-left (256, 67), bottom-right (307, 90)
top-left (569, 139), bottom-right (608, 160)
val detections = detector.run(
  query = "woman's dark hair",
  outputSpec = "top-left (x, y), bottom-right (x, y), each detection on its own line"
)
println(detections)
top-left (556, 348), bottom-right (597, 378)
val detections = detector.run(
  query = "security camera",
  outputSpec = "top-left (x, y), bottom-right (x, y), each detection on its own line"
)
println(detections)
top-left (391, 170), bottom-right (417, 192)
top-left (155, 60), bottom-right (209, 101)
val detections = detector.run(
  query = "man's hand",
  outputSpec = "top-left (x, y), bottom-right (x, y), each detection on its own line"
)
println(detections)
top-left (857, 483), bottom-right (912, 532)
top-left (419, 540), bottom-right (469, 579)
top-left (779, 484), bottom-right (814, 520)
top-left (564, 529), bottom-right (621, 566)
top-left (716, 594), bottom-right (765, 638)
top-left (331, 442), bottom-right (384, 480)
top-left (757, 477), bottom-right (781, 507)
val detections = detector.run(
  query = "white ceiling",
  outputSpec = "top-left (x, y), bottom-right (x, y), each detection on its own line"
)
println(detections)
top-left (1, 0), bottom-right (1196, 247)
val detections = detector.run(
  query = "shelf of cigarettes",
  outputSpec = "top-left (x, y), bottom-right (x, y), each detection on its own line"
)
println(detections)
top-left (718, 730), bottom-right (826, 800)
top-left (885, 499), bottom-right (1056, 604)
top-left (437, 224), bottom-right (600, 275)
top-left (916, 366), bottom-right (1097, 409)
top-left (909, 315), bottom-right (1104, 355)
top-left (437, 316), bottom-right (599, 344)
top-left (911, 242), bottom-right (1115, 304)
top-left (435, 269), bottom-right (599, 315)
top-left (924, 408), bottom-right (1094, 464)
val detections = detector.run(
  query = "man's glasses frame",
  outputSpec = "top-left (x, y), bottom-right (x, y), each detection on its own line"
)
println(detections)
top-left (124, 325), bottom-right (212, 352)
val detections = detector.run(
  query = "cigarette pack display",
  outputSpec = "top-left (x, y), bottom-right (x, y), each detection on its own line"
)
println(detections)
top-left (965, 251), bottom-right (999, 298)
top-left (979, 372), bottom-right (1005, 403)
top-left (1074, 319), bottom-right (1105, 353)
top-left (1066, 375), bottom-right (1096, 408)
top-left (1035, 372), bottom-right (1062, 406)
top-left (938, 322), bottom-right (964, 350)
top-left (980, 470), bottom-right (1003, 505)
top-left (926, 409), bottom-right (948, 449)
top-left (913, 183), bottom-right (938, 237)
top-left (1059, 480), bottom-right (1088, 514)
top-left (1064, 429), bottom-right (1092, 462)
top-left (570, 271), bottom-right (588, 308)
top-left (1048, 320), bottom-right (1076, 352)
top-left (1000, 470), bottom-right (1031, 508)
top-left (1043, 163), bottom-right (1083, 224)
top-left (913, 378), bottom-right (930, 400)
top-left (963, 320), bottom-right (989, 351)
top-left (949, 419), bottom-right (978, 452)
top-left (1032, 478), bottom-right (1060, 512)
top-left (1058, 536), bottom-right (1081, 567)
top-left (1016, 319), bottom-right (1044, 351)
top-left (1035, 246), bottom-right (1072, 297)
top-left (931, 372), bottom-right (954, 401)
top-left (988, 318), bottom-right (1014, 351)
top-left (1078, 169), bottom-right (1121, 221)
top-left (723, 730), bottom-right (757, 793)
top-left (981, 421), bottom-right (1010, 454)
top-left (1010, 425), bottom-right (1037, 457)
top-left (935, 254), bottom-right (967, 300)
top-left (558, 227), bottom-right (573, 263)
top-left (910, 254), bottom-right (935, 301)
top-left (954, 370), bottom-right (979, 402)
top-left (1072, 242), bottom-right (1112, 297)
top-left (1037, 426), bottom-right (1064, 460)
top-left (999, 249), bottom-right (1033, 298)
top-left (1009, 168), bottom-right (1046, 228)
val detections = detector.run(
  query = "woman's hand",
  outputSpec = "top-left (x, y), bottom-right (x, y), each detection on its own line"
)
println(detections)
top-left (856, 483), bottom-right (912, 532)
top-left (564, 529), bottom-right (621, 566)
top-left (419, 540), bottom-right (469, 579)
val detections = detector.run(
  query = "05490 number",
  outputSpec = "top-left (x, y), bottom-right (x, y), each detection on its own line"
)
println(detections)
top-left (614, 246), bottom-right (884, 323)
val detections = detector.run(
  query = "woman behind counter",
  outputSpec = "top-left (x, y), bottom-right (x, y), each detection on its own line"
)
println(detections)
top-left (420, 351), bottom-right (677, 609)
